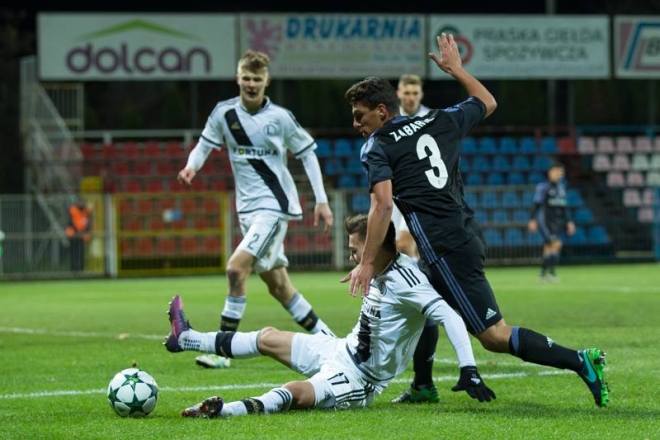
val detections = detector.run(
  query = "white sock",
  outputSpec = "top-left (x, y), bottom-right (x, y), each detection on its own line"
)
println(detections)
top-left (255, 387), bottom-right (293, 413)
top-left (285, 292), bottom-right (312, 322)
top-left (219, 388), bottom-right (292, 417)
top-left (178, 330), bottom-right (216, 352)
top-left (222, 296), bottom-right (246, 320)
top-left (229, 331), bottom-right (260, 359)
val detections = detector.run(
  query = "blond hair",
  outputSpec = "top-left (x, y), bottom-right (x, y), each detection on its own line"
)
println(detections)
top-left (238, 49), bottom-right (270, 72)
top-left (398, 74), bottom-right (423, 88)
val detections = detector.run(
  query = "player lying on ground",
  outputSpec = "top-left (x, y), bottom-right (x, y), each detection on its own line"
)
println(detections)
top-left (164, 214), bottom-right (495, 418)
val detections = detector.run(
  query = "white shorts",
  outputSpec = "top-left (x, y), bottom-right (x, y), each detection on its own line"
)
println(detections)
top-left (236, 212), bottom-right (289, 274)
top-left (391, 205), bottom-right (409, 238)
top-left (290, 333), bottom-right (376, 410)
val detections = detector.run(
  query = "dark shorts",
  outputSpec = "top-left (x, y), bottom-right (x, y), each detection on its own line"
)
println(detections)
top-left (538, 220), bottom-right (563, 245)
top-left (423, 235), bottom-right (502, 335)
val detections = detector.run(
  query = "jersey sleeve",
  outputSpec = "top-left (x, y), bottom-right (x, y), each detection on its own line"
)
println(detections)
top-left (199, 104), bottom-right (225, 151)
top-left (362, 138), bottom-right (392, 191)
top-left (530, 182), bottom-right (548, 219)
top-left (282, 109), bottom-right (316, 158)
top-left (443, 97), bottom-right (487, 138)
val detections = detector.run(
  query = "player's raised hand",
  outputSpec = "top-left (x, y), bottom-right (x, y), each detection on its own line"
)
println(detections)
top-left (177, 168), bottom-right (196, 185)
top-left (429, 33), bottom-right (462, 74)
top-left (314, 203), bottom-right (334, 234)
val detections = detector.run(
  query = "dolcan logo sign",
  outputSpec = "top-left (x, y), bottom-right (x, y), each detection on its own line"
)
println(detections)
top-left (66, 20), bottom-right (210, 74)
top-left (38, 14), bottom-right (237, 80)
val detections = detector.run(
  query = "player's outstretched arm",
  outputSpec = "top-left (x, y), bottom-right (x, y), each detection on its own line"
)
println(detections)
top-left (429, 33), bottom-right (497, 118)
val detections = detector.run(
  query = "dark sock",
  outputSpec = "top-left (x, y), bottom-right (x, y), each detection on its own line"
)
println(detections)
top-left (241, 397), bottom-right (265, 415)
top-left (215, 331), bottom-right (236, 358)
top-left (540, 255), bottom-right (551, 275)
top-left (220, 316), bottom-right (240, 332)
top-left (508, 326), bottom-right (582, 371)
top-left (412, 321), bottom-right (438, 387)
top-left (296, 311), bottom-right (319, 332)
top-left (548, 254), bottom-right (558, 275)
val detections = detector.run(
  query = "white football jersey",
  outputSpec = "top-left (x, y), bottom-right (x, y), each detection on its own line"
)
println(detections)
top-left (198, 96), bottom-right (317, 218)
top-left (399, 104), bottom-right (431, 118)
top-left (344, 253), bottom-right (453, 387)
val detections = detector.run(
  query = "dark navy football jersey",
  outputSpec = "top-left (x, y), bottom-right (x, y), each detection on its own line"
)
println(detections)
top-left (531, 180), bottom-right (570, 226)
top-left (361, 97), bottom-right (486, 256)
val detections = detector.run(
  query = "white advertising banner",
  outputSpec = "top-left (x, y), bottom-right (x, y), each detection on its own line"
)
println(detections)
top-left (615, 16), bottom-right (660, 78)
top-left (38, 14), bottom-right (237, 80)
top-left (428, 16), bottom-right (610, 79)
top-left (239, 14), bottom-right (426, 78)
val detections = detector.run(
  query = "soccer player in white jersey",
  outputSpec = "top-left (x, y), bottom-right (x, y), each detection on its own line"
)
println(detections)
top-left (164, 214), bottom-right (494, 418)
top-left (177, 49), bottom-right (335, 368)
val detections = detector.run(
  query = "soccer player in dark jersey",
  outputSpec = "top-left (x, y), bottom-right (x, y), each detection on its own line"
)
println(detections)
top-left (342, 33), bottom-right (609, 407)
top-left (528, 162), bottom-right (576, 282)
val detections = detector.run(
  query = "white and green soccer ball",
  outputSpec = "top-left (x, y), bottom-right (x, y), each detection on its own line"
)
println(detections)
top-left (107, 368), bottom-right (159, 417)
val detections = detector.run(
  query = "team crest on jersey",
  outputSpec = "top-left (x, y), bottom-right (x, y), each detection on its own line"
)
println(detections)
top-left (263, 122), bottom-right (280, 136)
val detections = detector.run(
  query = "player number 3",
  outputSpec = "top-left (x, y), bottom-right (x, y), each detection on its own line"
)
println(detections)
top-left (416, 134), bottom-right (448, 189)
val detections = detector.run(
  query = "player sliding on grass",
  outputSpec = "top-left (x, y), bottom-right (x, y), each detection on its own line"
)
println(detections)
top-left (164, 214), bottom-right (494, 418)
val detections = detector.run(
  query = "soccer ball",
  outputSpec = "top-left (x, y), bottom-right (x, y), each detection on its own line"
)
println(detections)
top-left (107, 367), bottom-right (159, 417)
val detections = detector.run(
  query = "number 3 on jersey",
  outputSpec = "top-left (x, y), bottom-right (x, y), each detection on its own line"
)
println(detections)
top-left (416, 134), bottom-right (448, 189)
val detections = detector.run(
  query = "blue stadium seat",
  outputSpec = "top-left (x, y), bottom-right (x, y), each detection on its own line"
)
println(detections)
top-left (567, 189), bottom-right (583, 207)
top-left (512, 209), bottom-right (530, 223)
top-left (566, 227), bottom-right (587, 244)
top-left (475, 210), bottom-right (489, 224)
top-left (541, 137), bottom-right (559, 154)
top-left (522, 190), bottom-right (535, 206)
top-left (491, 156), bottom-right (511, 172)
top-left (358, 173), bottom-right (369, 188)
top-left (334, 138), bottom-right (354, 157)
top-left (528, 172), bottom-right (545, 184)
top-left (507, 172), bottom-right (526, 185)
top-left (499, 137), bottom-right (518, 154)
top-left (484, 229), bottom-right (503, 247)
top-left (588, 226), bottom-right (609, 244)
top-left (461, 137), bottom-right (478, 155)
top-left (481, 192), bottom-right (499, 208)
top-left (512, 156), bottom-right (531, 172)
top-left (492, 209), bottom-right (510, 224)
top-left (323, 158), bottom-right (344, 176)
top-left (532, 155), bottom-right (553, 172)
top-left (345, 158), bottom-right (364, 175)
top-left (501, 191), bottom-right (520, 208)
top-left (519, 137), bottom-right (538, 154)
top-left (459, 157), bottom-right (470, 172)
top-left (315, 139), bottom-right (332, 158)
top-left (337, 175), bottom-right (357, 189)
top-left (353, 138), bottom-right (366, 151)
top-left (486, 173), bottom-right (505, 185)
top-left (478, 137), bottom-right (498, 154)
top-left (466, 173), bottom-right (483, 186)
top-left (464, 192), bottom-right (478, 208)
top-left (504, 228), bottom-right (525, 245)
top-left (471, 156), bottom-right (490, 172)
top-left (351, 193), bottom-right (370, 213)
top-left (573, 207), bottom-right (594, 224)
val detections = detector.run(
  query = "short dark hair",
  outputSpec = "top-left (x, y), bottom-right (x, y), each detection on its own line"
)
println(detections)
top-left (344, 214), bottom-right (397, 254)
top-left (345, 77), bottom-right (400, 115)
top-left (549, 161), bottom-right (564, 171)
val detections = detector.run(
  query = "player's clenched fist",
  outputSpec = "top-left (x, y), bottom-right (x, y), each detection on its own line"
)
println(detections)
top-left (177, 168), bottom-right (196, 185)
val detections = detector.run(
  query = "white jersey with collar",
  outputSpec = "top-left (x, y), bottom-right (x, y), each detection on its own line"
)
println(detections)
top-left (399, 104), bottom-right (431, 118)
top-left (198, 96), bottom-right (317, 218)
top-left (343, 252), bottom-right (449, 388)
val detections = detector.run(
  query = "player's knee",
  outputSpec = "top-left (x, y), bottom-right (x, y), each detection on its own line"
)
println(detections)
top-left (257, 326), bottom-right (281, 349)
top-left (476, 324), bottom-right (510, 353)
top-left (282, 381), bottom-right (315, 409)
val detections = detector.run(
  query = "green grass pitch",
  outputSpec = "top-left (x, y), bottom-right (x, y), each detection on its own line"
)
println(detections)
top-left (1, 263), bottom-right (659, 439)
